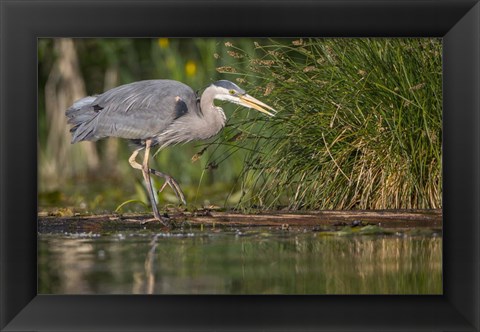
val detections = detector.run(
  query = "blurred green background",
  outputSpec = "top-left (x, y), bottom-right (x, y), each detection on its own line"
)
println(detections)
top-left (38, 38), bottom-right (270, 214)
top-left (38, 38), bottom-right (442, 214)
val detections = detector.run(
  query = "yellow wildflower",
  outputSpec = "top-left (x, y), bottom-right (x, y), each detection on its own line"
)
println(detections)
top-left (185, 60), bottom-right (197, 77)
top-left (157, 38), bottom-right (169, 48)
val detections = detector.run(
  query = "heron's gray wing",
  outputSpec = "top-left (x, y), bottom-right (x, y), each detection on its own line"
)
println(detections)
top-left (70, 80), bottom-right (198, 142)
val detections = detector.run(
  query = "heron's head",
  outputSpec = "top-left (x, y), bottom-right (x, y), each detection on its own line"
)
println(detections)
top-left (210, 80), bottom-right (276, 117)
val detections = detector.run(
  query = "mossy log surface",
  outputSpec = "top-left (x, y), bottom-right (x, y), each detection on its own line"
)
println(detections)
top-left (38, 209), bottom-right (442, 234)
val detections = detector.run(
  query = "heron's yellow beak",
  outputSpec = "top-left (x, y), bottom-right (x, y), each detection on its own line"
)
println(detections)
top-left (238, 94), bottom-right (277, 117)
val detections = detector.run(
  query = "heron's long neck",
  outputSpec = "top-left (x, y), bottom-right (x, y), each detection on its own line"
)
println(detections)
top-left (198, 86), bottom-right (227, 138)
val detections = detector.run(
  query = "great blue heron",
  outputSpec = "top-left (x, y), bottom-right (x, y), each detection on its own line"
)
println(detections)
top-left (66, 79), bottom-right (276, 225)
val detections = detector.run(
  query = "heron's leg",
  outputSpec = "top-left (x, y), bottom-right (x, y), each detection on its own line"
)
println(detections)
top-left (141, 139), bottom-right (163, 221)
top-left (131, 148), bottom-right (186, 206)
top-left (128, 149), bottom-right (142, 170)
top-left (149, 168), bottom-right (187, 205)
top-left (128, 145), bottom-right (166, 224)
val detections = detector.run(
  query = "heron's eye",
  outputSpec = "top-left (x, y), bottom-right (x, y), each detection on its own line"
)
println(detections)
top-left (229, 90), bottom-right (236, 95)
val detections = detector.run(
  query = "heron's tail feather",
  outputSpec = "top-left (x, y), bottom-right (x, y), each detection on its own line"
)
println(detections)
top-left (66, 96), bottom-right (101, 143)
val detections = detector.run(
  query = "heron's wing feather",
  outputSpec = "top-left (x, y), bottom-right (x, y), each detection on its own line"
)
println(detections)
top-left (68, 80), bottom-right (199, 142)
top-left (173, 97), bottom-right (189, 120)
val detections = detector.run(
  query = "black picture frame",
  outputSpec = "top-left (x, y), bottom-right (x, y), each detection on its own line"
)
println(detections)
top-left (1, 0), bottom-right (479, 330)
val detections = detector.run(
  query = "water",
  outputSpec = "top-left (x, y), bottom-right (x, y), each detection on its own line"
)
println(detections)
top-left (38, 228), bottom-right (442, 294)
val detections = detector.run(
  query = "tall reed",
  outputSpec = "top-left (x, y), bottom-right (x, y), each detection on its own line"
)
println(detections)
top-left (214, 38), bottom-right (442, 210)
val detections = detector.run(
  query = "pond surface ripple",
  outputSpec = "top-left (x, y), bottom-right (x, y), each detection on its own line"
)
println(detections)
top-left (38, 226), bottom-right (442, 294)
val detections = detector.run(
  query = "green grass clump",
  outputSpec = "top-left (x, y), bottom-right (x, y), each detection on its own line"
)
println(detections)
top-left (215, 38), bottom-right (442, 210)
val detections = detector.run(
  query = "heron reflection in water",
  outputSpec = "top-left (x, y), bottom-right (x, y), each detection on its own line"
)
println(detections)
top-left (66, 79), bottom-right (276, 226)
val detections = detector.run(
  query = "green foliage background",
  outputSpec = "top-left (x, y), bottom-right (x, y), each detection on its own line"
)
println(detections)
top-left (38, 38), bottom-right (442, 214)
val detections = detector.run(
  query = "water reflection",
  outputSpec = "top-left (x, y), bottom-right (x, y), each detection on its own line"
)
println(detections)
top-left (38, 230), bottom-right (442, 294)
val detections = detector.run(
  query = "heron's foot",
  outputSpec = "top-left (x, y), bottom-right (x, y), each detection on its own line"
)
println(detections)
top-left (146, 212), bottom-right (176, 228)
top-left (149, 168), bottom-right (187, 205)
